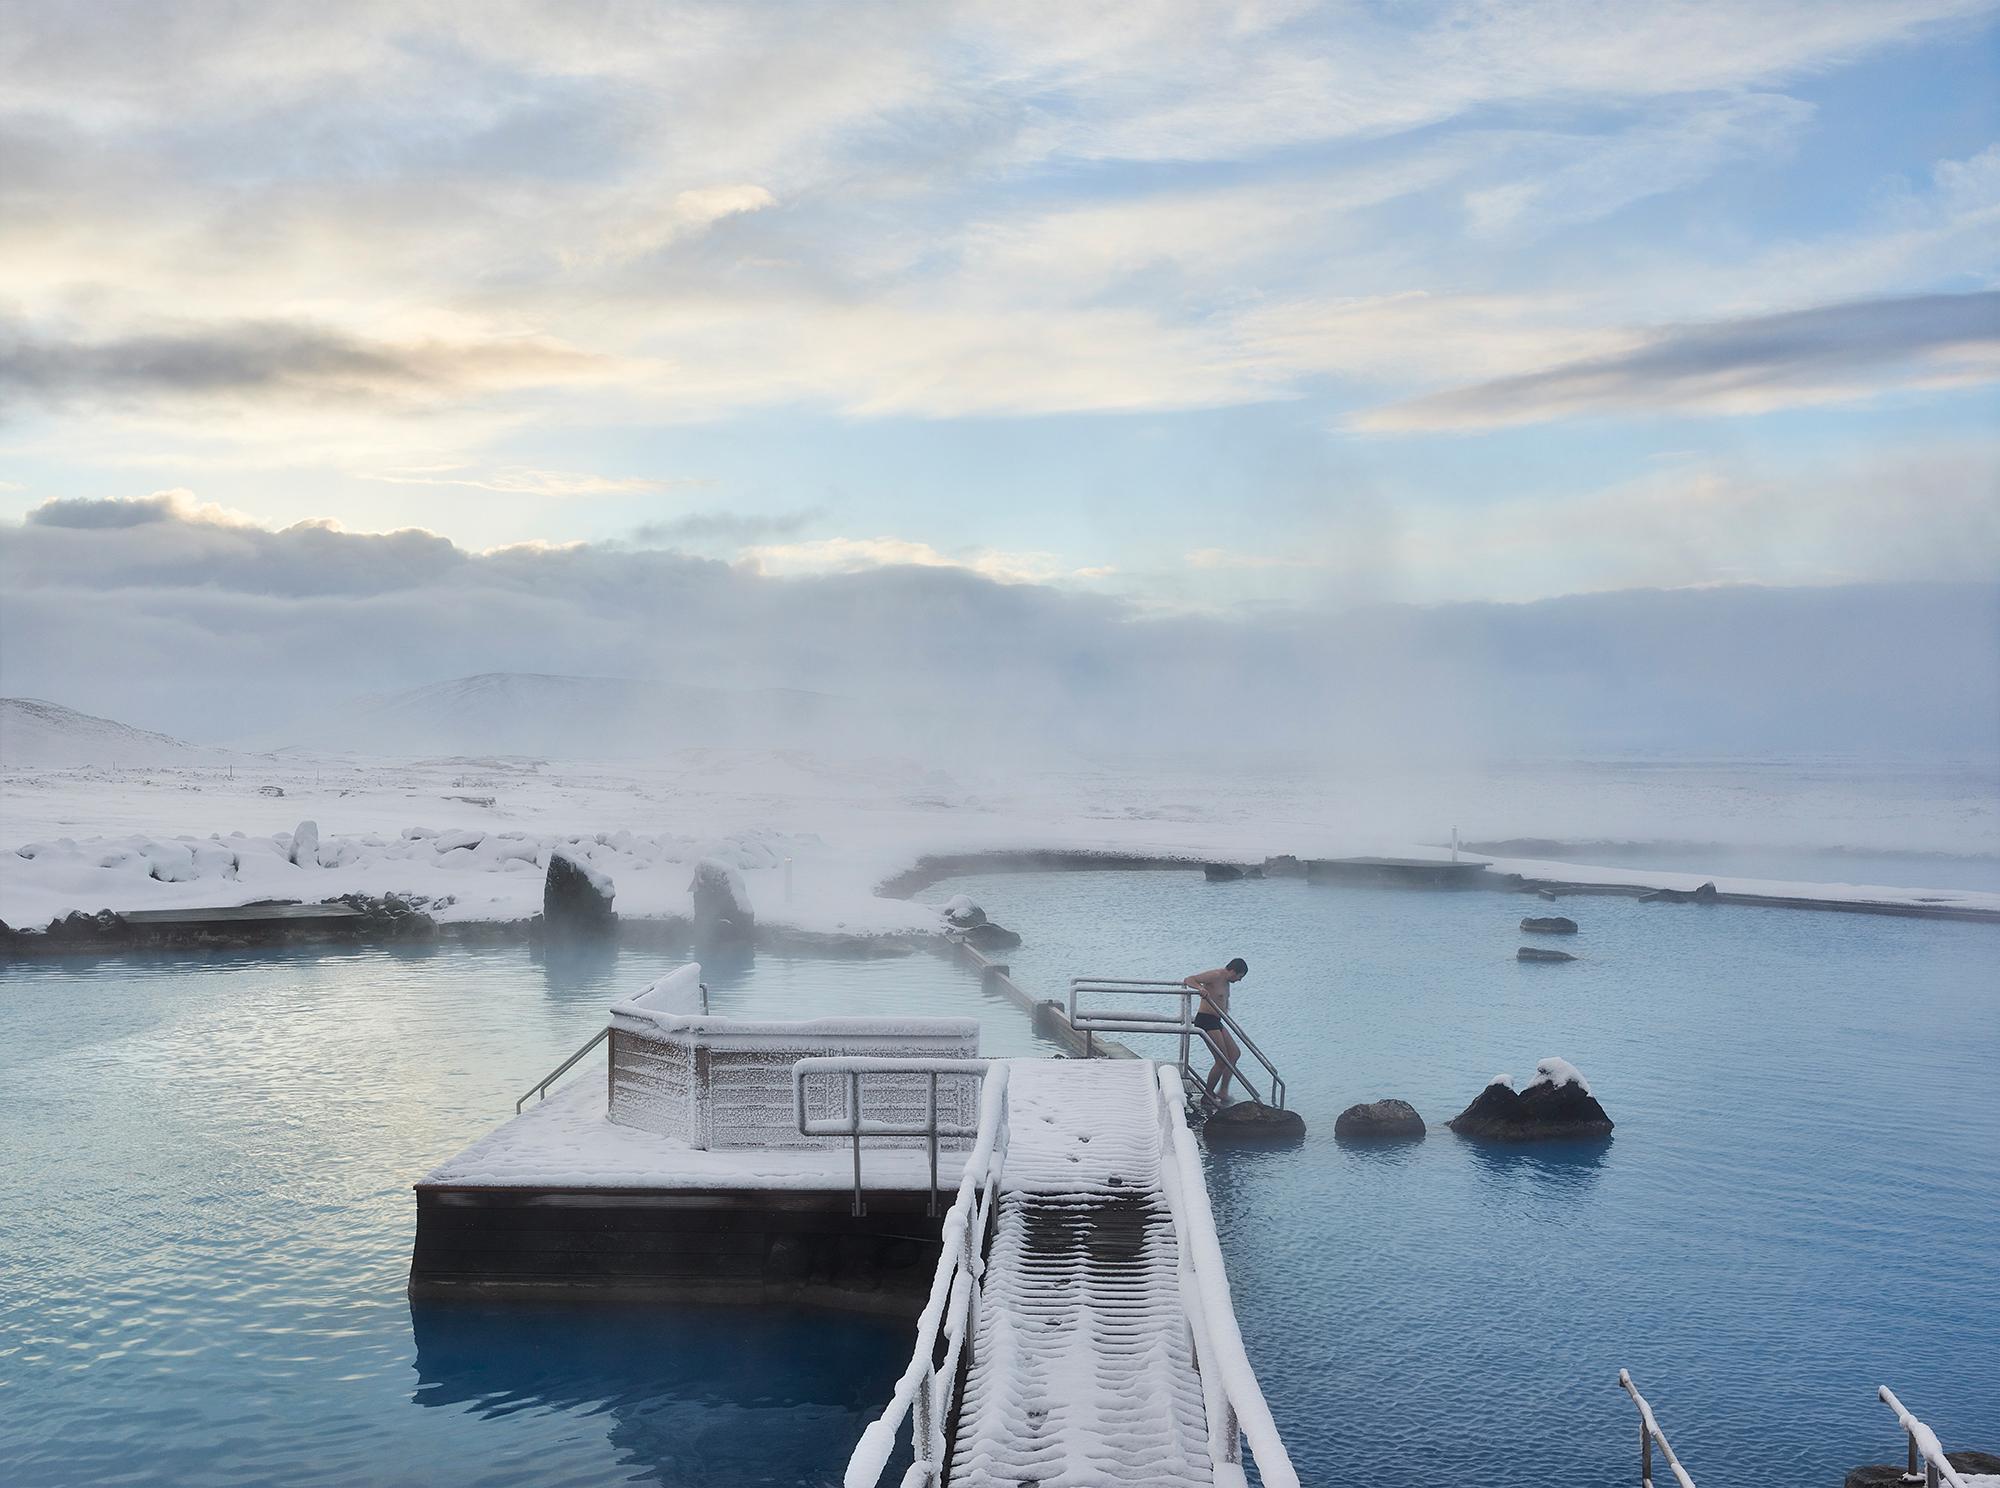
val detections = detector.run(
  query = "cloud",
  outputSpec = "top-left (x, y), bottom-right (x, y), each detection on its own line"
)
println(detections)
top-left (0, 319), bottom-right (610, 417)
top-left (739, 535), bottom-right (1115, 585)
top-left (360, 465), bottom-right (685, 497)
top-left (2, 493), bottom-right (1993, 758)
top-left (627, 507), bottom-right (825, 548)
top-left (25, 488), bottom-right (258, 530)
top-left (1358, 290), bottom-right (2000, 430)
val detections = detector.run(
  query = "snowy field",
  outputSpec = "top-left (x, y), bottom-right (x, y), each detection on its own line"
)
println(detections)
top-left (4, 747), bottom-right (1998, 932)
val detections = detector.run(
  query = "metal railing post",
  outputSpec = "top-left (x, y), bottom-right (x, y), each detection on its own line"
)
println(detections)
top-left (1643, 1416), bottom-right (1653, 1488)
top-left (850, 1070), bottom-right (867, 1218)
top-left (926, 1072), bottom-right (940, 1217)
top-left (1906, 1429), bottom-right (1923, 1484)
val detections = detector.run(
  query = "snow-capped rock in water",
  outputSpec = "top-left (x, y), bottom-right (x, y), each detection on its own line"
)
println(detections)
top-left (1447, 1061), bottom-right (1612, 1140)
top-left (1333, 1098), bottom-right (1426, 1143)
top-left (288, 820), bottom-right (320, 868)
top-left (0, 698), bottom-right (204, 768)
top-left (543, 850), bottom-right (615, 941)
top-left (688, 858), bottom-right (753, 943)
top-left (941, 894), bottom-right (986, 928)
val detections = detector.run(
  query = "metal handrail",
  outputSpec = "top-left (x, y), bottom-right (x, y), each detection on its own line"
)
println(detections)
top-left (843, 1065), bottom-right (1012, 1488)
top-left (1068, 978), bottom-right (1287, 1110)
top-left (514, 981), bottom-right (709, 1114)
top-left (1618, 1370), bottom-right (1697, 1488)
top-left (515, 1026), bottom-right (610, 1113)
top-left (1878, 1387), bottom-right (1972, 1488)
top-left (793, 1055), bottom-right (992, 1217)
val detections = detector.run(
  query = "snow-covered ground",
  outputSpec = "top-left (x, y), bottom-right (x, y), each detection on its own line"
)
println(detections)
top-left (3, 747), bottom-right (1998, 931)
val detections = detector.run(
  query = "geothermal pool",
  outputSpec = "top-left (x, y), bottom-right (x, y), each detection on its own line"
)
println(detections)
top-left (0, 944), bottom-right (1054, 1488)
top-left (920, 870), bottom-right (2000, 1486)
top-left (2, 879), bottom-right (1993, 1486)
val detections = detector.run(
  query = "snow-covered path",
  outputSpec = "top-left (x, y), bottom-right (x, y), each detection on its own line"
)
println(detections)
top-left (948, 1060), bottom-right (1213, 1488)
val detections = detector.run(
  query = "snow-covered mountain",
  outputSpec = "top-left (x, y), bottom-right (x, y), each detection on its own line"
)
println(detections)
top-left (269, 672), bottom-right (883, 758)
top-left (0, 698), bottom-right (206, 768)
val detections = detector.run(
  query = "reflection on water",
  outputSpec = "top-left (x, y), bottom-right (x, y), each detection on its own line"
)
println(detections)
top-left (411, 1302), bottom-right (908, 1486)
top-left (1462, 1137), bottom-right (1612, 1192)
top-left (925, 870), bottom-right (2000, 1488)
top-left (0, 942), bottom-right (1035, 1488)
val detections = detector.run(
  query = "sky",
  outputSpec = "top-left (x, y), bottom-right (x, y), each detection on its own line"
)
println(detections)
top-left (0, 1), bottom-right (1997, 749)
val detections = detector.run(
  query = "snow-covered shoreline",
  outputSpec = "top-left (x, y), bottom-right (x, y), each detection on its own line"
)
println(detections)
top-left (4, 750), bottom-right (1998, 939)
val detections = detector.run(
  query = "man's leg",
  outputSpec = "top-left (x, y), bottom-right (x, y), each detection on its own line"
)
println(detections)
top-left (1212, 1028), bottom-right (1238, 1102)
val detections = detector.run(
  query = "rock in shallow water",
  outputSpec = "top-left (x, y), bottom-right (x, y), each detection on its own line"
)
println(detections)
top-left (1203, 1101), bottom-right (1306, 1144)
top-left (1334, 1099), bottom-right (1426, 1143)
top-left (1518, 945), bottom-right (1576, 962)
top-left (1520, 915), bottom-right (1578, 934)
top-left (1846, 1453), bottom-right (2000, 1488)
top-left (1448, 1061), bottom-right (1613, 1141)
top-left (688, 858), bottom-right (753, 943)
top-left (544, 850), bottom-right (616, 941)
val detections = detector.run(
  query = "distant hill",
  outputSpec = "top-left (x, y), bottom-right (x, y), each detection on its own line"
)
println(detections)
top-left (0, 698), bottom-right (205, 768)
top-left (270, 671), bottom-right (885, 758)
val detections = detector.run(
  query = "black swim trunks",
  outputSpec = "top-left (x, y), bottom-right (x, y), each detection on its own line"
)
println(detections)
top-left (1193, 1010), bottom-right (1223, 1031)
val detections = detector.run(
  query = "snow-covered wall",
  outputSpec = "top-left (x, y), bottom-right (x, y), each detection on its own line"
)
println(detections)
top-left (606, 1009), bottom-right (980, 1150)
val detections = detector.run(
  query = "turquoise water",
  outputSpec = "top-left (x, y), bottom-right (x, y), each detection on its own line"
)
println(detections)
top-left (5, 888), bottom-right (1994, 1486)
top-left (920, 872), bottom-right (2000, 1486)
top-left (0, 944), bottom-right (1051, 1487)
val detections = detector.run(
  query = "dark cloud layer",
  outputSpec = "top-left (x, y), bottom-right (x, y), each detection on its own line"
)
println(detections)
top-left (0, 318), bottom-right (598, 414)
top-left (1370, 290), bottom-right (2000, 428)
top-left (626, 507), bottom-right (825, 547)
top-left (3, 497), bottom-right (1995, 757)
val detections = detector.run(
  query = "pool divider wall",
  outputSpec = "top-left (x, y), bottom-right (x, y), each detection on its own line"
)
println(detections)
top-left (408, 1186), bottom-right (944, 1316)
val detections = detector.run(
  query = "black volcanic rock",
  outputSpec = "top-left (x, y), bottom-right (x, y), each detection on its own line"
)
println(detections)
top-left (688, 858), bottom-right (754, 943)
top-left (1262, 854), bottom-right (1304, 877)
top-left (1204, 1101), bottom-right (1306, 1143)
top-left (1204, 863), bottom-right (1245, 882)
top-left (1640, 881), bottom-right (1720, 905)
top-left (1847, 1454), bottom-right (2000, 1488)
top-left (544, 850), bottom-right (616, 941)
top-left (1448, 1061), bottom-right (1613, 1141)
top-left (1518, 945), bottom-right (1576, 962)
top-left (1520, 915), bottom-right (1578, 934)
top-left (1334, 1099), bottom-right (1426, 1144)
top-left (958, 920), bottom-right (1021, 951)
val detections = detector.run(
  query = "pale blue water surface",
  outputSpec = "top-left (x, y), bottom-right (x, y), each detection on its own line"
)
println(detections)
top-left (920, 871), bottom-right (2000, 1487)
top-left (0, 945), bottom-right (1050, 1487)
top-left (4, 879), bottom-right (1995, 1487)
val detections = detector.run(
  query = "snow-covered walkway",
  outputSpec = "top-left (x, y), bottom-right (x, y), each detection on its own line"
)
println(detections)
top-left (947, 1060), bottom-right (1214, 1488)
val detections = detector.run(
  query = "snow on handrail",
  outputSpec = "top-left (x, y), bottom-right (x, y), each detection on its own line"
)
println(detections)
top-left (1618, 1369), bottom-right (1698, 1488)
top-left (1878, 1387), bottom-right (1972, 1488)
top-left (1155, 1063), bottom-right (1301, 1488)
top-left (843, 1064), bottom-right (1011, 1488)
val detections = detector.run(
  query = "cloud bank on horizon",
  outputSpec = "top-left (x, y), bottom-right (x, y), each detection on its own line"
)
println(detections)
top-left (5, 492), bottom-right (1996, 763)
top-left (0, 1), bottom-right (1995, 641)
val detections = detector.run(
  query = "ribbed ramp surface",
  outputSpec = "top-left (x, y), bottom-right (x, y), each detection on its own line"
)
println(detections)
top-left (948, 1060), bottom-right (1212, 1488)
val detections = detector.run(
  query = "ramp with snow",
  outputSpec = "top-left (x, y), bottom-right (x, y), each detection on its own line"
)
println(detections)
top-left (840, 1057), bottom-right (1295, 1488)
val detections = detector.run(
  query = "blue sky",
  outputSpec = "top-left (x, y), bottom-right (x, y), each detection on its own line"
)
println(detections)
top-left (1, 0), bottom-right (1995, 613)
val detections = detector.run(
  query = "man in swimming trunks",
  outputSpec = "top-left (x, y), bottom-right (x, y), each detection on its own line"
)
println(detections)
top-left (1183, 957), bottom-right (1249, 1103)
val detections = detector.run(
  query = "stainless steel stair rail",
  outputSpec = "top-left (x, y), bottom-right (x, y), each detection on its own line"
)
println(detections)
top-left (1877, 1387), bottom-right (1973, 1488)
top-left (842, 1064), bottom-right (1012, 1488)
top-left (1068, 977), bottom-right (1288, 1110)
top-left (514, 1027), bottom-right (609, 1113)
top-left (514, 983), bottom-right (708, 1113)
top-left (1617, 1370), bottom-right (1698, 1488)
top-left (792, 1055), bottom-right (992, 1217)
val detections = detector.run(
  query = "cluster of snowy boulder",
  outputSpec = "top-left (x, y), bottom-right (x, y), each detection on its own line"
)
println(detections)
top-left (1334, 1058), bottom-right (1614, 1146)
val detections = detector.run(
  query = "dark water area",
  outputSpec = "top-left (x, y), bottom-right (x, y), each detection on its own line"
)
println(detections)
top-left (0, 945), bottom-right (1040, 1487)
top-left (922, 871), bottom-right (2000, 1488)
